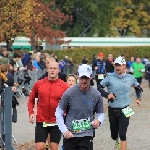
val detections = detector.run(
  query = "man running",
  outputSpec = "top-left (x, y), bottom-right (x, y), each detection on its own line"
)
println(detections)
top-left (27, 61), bottom-right (69, 150)
top-left (56, 64), bottom-right (105, 150)
top-left (132, 57), bottom-right (145, 85)
top-left (97, 56), bottom-right (142, 150)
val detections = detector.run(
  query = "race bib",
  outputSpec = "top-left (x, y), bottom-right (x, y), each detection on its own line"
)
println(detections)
top-left (72, 118), bottom-right (91, 132)
top-left (122, 106), bottom-right (134, 117)
top-left (43, 122), bottom-right (57, 127)
top-left (98, 74), bottom-right (104, 79)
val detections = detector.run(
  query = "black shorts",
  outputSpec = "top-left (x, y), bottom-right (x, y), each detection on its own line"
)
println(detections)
top-left (135, 77), bottom-right (142, 84)
top-left (35, 122), bottom-right (61, 143)
top-left (108, 106), bottom-right (130, 141)
top-left (63, 136), bottom-right (93, 150)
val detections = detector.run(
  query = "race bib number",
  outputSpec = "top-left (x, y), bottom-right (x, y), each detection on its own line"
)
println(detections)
top-left (98, 74), bottom-right (104, 79)
top-left (43, 122), bottom-right (57, 127)
top-left (72, 118), bottom-right (91, 132)
top-left (122, 106), bottom-right (134, 117)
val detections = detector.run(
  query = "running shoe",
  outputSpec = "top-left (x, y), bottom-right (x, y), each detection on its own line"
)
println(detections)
top-left (115, 140), bottom-right (120, 149)
top-left (46, 142), bottom-right (49, 150)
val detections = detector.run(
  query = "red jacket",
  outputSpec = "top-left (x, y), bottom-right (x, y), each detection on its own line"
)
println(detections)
top-left (27, 77), bottom-right (69, 123)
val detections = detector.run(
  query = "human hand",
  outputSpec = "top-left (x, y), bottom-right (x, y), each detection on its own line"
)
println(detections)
top-left (95, 66), bottom-right (98, 70)
top-left (64, 130), bottom-right (74, 139)
top-left (108, 93), bottom-right (115, 100)
top-left (135, 99), bottom-right (141, 106)
top-left (29, 114), bottom-right (35, 124)
top-left (12, 86), bottom-right (16, 92)
top-left (91, 119), bottom-right (100, 129)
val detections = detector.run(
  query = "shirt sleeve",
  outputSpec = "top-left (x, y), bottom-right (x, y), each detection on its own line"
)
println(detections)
top-left (27, 82), bottom-right (38, 116)
top-left (96, 113), bottom-right (105, 126)
top-left (132, 77), bottom-right (139, 87)
top-left (100, 75), bottom-right (109, 87)
top-left (55, 106), bottom-right (68, 134)
top-left (141, 64), bottom-right (145, 72)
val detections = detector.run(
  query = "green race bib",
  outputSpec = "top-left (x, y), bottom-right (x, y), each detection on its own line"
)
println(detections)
top-left (72, 118), bottom-right (91, 133)
top-left (122, 106), bottom-right (134, 117)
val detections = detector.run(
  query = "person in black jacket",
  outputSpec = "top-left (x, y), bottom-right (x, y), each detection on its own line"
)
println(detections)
top-left (105, 54), bottom-right (114, 73)
top-left (38, 57), bottom-right (67, 82)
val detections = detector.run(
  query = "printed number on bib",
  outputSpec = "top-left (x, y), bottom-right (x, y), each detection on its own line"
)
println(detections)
top-left (98, 74), bottom-right (104, 79)
top-left (72, 118), bottom-right (91, 132)
top-left (122, 106), bottom-right (134, 117)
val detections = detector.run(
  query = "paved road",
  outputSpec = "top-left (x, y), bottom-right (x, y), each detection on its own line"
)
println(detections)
top-left (12, 80), bottom-right (150, 150)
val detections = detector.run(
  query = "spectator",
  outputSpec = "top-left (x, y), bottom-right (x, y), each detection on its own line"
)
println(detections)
top-left (82, 57), bottom-right (88, 64)
top-left (106, 54), bottom-right (114, 73)
top-left (22, 52), bottom-right (32, 67)
top-left (92, 52), bottom-right (106, 87)
top-left (32, 55), bottom-right (40, 70)
top-left (63, 56), bottom-right (69, 74)
top-left (54, 55), bottom-right (58, 62)
top-left (142, 56), bottom-right (149, 65)
top-left (58, 59), bottom-right (65, 72)
top-left (38, 54), bottom-right (46, 70)
top-left (0, 47), bottom-right (8, 58)
top-left (127, 56), bottom-right (135, 74)
top-left (92, 54), bottom-right (97, 79)
top-left (13, 52), bottom-right (25, 71)
top-left (68, 58), bottom-right (74, 74)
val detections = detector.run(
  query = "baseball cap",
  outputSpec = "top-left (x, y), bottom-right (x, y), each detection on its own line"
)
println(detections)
top-left (78, 64), bottom-right (92, 78)
top-left (99, 52), bottom-right (104, 57)
top-left (114, 56), bottom-right (126, 65)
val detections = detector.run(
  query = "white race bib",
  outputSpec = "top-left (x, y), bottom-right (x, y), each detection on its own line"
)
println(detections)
top-left (122, 106), bottom-right (134, 117)
top-left (98, 74), bottom-right (104, 79)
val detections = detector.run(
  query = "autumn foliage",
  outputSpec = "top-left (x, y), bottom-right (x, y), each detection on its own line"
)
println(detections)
top-left (0, 0), bottom-right (70, 49)
top-left (110, 0), bottom-right (150, 36)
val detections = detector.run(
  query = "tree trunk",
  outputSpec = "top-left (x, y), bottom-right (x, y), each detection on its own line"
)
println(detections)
top-left (6, 39), bottom-right (12, 51)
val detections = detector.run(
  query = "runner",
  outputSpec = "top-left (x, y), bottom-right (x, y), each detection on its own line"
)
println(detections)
top-left (56, 64), bottom-right (105, 150)
top-left (97, 56), bottom-right (142, 150)
top-left (27, 61), bottom-right (69, 150)
top-left (132, 57), bottom-right (145, 85)
top-left (66, 74), bottom-right (77, 87)
top-left (61, 74), bottom-right (77, 150)
top-left (38, 56), bottom-right (67, 149)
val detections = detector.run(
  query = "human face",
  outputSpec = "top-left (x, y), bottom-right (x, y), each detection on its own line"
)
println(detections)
top-left (131, 57), bottom-right (134, 62)
top-left (108, 54), bottom-right (113, 61)
top-left (114, 64), bottom-right (126, 75)
top-left (47, 62), bottom-right (59, 80)
top-left (136, 58), bottom-right (141, 63)
top-left (79, 76), bottom-right (90, 91)
top-left (36, 56), bottom-right (40, 62)
top-left (67, 76), bottom-right (76, 87)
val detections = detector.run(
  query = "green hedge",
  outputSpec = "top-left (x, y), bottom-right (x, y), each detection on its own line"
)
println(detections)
top-left (43, 46), bottom-right (150, 64)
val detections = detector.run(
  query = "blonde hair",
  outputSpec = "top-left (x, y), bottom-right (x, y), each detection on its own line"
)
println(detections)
top-left (0, 64), bottom-right (8, 82)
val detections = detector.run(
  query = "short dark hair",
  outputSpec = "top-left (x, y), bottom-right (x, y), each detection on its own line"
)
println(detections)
top-left (13, 52), bottom-right (21, 58)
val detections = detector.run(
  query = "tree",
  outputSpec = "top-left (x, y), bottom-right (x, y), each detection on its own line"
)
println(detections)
top-left (110, 0), bottom-right (150, 37)
top-left (0, 0), bottom-right (70, 50)
top-left (48, 0), bottom-right (115, 37)
top-left (27, 0), bottom-right (70, 50)
top-left (0, 0), bottom-right (34, 50)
